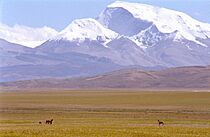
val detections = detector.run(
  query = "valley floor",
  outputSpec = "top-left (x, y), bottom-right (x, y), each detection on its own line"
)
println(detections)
top-left (0, 90), bottom-right (210, 137)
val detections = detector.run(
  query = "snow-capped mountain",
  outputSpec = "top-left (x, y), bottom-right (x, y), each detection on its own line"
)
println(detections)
top-left (52, 18), bottom-right (118, 44)
top-left (0, 23), bottom-right (58, 48)
top-left (1, 1), bottom-right (210, 82)
top-left (38, 1), bottom-right (210, 67)
top-left (98, 1), bottom-right (210, 46)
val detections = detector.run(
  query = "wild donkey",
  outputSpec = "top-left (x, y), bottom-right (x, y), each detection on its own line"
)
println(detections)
top-left (158, 120), bottom-right (164, 126)
top-left (46, 119), bottom-right (53, 124)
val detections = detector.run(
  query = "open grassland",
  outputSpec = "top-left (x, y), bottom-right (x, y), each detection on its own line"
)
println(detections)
top-left (0, 90), bottom-right (210, 137)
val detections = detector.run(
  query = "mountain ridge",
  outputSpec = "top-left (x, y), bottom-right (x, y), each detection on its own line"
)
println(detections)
top-left (103, 1), bottom-right (210, 45)
top-left (0, 1), bottom-right (210, 82)
top-left (1, 65), bottom-right (209, 90)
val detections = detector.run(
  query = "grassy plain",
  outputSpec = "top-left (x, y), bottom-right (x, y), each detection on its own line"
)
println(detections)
top-left (0, 90), bottom-right (210, 137)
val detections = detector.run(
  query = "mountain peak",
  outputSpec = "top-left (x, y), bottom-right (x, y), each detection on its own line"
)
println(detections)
top-left (52, 18), bottom-right (118, 43)
top-left (108, 0), bottom-right (157, 9)
top-left (102, 1), bottom-right (210, 46)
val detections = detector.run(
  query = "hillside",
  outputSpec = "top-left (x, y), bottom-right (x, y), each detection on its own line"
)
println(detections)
top-left (1, 66), bottom-right (209, 90)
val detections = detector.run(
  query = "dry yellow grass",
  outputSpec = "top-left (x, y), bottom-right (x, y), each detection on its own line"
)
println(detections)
top-left (0, 90), bottom-right (210, 137)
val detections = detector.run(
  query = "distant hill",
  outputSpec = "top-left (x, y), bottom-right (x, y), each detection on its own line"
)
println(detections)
top-left (1, 66), bottom-right (209, 90)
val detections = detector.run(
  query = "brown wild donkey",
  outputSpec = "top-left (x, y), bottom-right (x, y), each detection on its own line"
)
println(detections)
top-left (158, 120), bottom-right (164, 126)
top-left (46, 119), bottom-right (53, 124)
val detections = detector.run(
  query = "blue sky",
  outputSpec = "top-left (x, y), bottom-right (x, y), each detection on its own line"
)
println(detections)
top-left (0, 0), bottom-right (210, 31)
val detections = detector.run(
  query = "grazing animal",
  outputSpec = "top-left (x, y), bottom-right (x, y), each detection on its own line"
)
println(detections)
top-left (39, 121), bottom-right (42, 124)
top-left (158, 120), bottom-right (164, 126)
top-left (46, 119), bottom-right (53, 124)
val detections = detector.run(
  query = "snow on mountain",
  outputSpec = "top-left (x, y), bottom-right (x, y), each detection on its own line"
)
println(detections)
top-left (39, 1), bottom-right (210, 67)
top-left (99, 1), bottom-right (210, 46)
top-left (130, 25), bottom-right (170, 49)
top-left (0, 23), bottom-right (58, 48)
top-left (52, 18), bottom-right (118, 44)
top-left (1, 1), bottom-right (210, 82)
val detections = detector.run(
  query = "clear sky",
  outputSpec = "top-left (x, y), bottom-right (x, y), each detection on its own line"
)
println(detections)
top-left (0, 0), bottom-right (210, 31)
